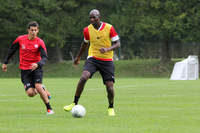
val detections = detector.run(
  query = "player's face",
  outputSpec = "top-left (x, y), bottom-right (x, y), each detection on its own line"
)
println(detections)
top-left (89, 14), bottom-right (100, 27)
top-left (28, 26), bottom-right (39, 39)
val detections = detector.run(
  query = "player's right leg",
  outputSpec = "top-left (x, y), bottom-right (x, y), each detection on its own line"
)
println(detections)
top-left (64, 71), bottom-right (91, 111)
top-left (21, 69), bottom-right (37, 97)
top-left (26, 87), bottom-right (37, 97)
top-left (64, 58), bottom-right (96, 111)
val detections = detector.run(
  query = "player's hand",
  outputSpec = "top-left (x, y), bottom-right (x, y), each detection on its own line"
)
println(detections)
top-left (99, 47), bottom-right (108, 53)
top-left (2, 64), bottom-right (7, 72)
top-left (31, 63), bottom-right (38, 71)
top-left (74, 57), bottom-right (80, 65)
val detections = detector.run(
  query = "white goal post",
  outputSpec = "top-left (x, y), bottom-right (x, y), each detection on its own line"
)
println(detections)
top-left (170, 55), bottom-right (199, 80)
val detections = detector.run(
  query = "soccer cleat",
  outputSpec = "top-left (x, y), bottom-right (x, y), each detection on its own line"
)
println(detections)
top-left (63, 103), bottom-right (75, 111)
top-left (46, 109), bottom-right (54, 115)
top-left (108, 108), bottom-right (115, 116)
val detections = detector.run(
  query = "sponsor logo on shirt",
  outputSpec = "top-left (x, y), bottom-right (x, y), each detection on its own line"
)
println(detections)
top-left (97, 36), bottom-right (102, 39)
top-left (22, 44), bottom-right (25, 49)
top-left (34, 44), bottom-right (38, 48)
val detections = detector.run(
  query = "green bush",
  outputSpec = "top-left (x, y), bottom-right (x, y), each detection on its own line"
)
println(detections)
top-left (0, 59), bottom-right (177, 78)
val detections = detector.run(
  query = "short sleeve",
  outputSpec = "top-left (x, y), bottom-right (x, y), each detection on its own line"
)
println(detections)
top-left (110, 26), bottom-right (120, 42)
top-left (83, 27), bottom-right (89, 43)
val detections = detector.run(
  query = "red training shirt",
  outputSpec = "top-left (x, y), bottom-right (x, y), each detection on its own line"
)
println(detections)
top-left (4, 35), bottom-right (47, 70)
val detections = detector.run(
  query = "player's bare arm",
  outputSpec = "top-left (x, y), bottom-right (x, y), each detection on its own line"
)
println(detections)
top-left (74, 41), bottom-right (89, 65)
top-left (2, 64), bottom-right (7, 72)
top-left (99, 40), bottom-right (120, 53)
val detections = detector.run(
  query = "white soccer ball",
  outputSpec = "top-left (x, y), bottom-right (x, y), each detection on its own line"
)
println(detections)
top-left (71, 105), bottom-right (86, 118)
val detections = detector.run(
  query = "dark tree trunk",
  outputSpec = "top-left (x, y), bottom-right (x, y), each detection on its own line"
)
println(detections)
top-left (160, 36), bottom-right (171, 63)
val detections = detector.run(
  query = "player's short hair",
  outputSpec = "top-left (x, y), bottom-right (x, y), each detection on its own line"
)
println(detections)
top-left (27, 21), bottom-right (39, 29)
top-left (89, 9), bottom-right (100, 18)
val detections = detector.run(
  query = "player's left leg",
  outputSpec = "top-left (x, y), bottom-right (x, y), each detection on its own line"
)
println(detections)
top-left (33, 68), bottom-right (54, 115)
top-left (35, 83), bottom-right (54, 115)
top-left (42, 84), bottom-right (51, 99)
top-left (105, 81), bottom-right (115, 116)
top-left (99, 60), bottom-right (115, 116)
top-left (105, 81), bottom-right (114, 108)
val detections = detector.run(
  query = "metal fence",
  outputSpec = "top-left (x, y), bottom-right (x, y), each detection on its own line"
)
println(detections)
top-left (1, 41), bottom-right (199, 63)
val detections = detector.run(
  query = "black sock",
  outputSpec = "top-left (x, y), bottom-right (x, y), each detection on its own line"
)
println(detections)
top-left (73, 96), bottom-right (80, 105)
top-left (109, 103), bottom-right (114, 108)
top-left (46, 102), bottom-right (52, 110)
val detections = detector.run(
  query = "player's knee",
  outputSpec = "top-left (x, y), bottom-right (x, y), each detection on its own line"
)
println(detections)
top-left (105, 81), bottom-right (113, 88)
top-left (105, 82), bottom-right (114, 93)
top-left (35, 84), bottom-right (43, 92)
top-left (81, 71), bottom-right (90, 81)
top-left (28, 93), bottom-right (34, 97)
top-left (80, 76), bottom-right (88, 82)
top-left (107, 87), bottom-right (114, 94)
top-left (35, 84), bottom-right (41, 89)
top-left (26, 91), bottom-right (35, 97)
top-left (80, 74), bottom-right (90, 83)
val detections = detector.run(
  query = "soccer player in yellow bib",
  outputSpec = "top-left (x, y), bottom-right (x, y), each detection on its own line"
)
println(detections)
top-left (64, 9), bottom-right (120, 116)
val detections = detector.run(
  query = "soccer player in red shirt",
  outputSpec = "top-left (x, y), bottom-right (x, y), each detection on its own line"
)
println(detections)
top-left (2, 21), bottom-right (54, 115)
top-left (64, 9), bottom-right (120, 116)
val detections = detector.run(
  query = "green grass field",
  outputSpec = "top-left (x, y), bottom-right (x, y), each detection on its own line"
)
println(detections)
top-left (0, 78), bottom-right (200, 133)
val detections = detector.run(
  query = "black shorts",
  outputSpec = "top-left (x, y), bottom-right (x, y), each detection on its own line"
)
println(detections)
top-left (21, 68), bottom-right (43, 91)
top-left (83, 57), bottom-right (115, 84)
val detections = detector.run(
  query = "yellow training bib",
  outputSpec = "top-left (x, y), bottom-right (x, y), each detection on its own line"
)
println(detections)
top-left (88, 23), bottom-right (113, 59)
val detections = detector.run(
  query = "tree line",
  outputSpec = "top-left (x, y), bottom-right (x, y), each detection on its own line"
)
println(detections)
top-left (0, 0), bottom-right (200, 63)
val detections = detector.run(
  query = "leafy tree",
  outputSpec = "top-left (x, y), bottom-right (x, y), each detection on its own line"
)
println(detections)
top-left (0, 0), bottom-right (200, 63)
top-left (116, 0), bottom-right (200, 62)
